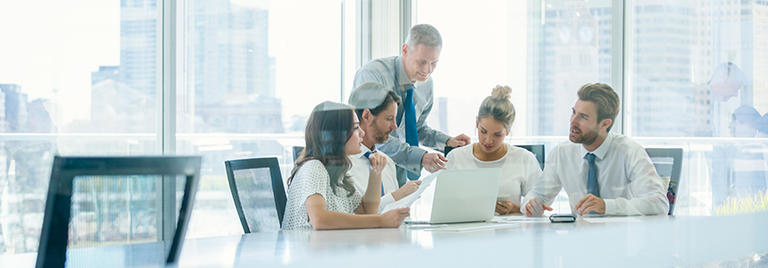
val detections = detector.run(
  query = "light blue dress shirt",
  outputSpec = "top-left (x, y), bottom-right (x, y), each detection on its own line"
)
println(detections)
top-left (352, 56), bottom-right (451, 186)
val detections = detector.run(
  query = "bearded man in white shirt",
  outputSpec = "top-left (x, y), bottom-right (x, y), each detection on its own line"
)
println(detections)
top-left (522, 83), bottom-right (669, 216)
top-left (347, 82), bottom-right (422, 212)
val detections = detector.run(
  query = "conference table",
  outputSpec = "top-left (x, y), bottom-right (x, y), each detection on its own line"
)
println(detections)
top-left (2, 212), bottom-right (767, 267)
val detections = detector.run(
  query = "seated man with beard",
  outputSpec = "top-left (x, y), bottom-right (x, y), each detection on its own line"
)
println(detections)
top-left (347, 82), bottom-right (422, 212)
top-left (522, 83), bottom-right (669, 216)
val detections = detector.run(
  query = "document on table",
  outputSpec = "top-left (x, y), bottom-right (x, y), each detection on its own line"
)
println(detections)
top-left (490, 215), bottom-right (550, 223)
top-left (380, 171), bottom-right (441, 214)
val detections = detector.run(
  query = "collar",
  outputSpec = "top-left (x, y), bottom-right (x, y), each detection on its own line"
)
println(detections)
top-left (352, 144), bottom-right (375, 160)
top-left (394, 56), bottom-right (413, 88)
top-left (580, 132), bottom-right (614, 161)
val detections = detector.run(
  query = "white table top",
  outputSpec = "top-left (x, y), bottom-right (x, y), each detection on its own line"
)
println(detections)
top-left (2, 213), bottom-right (767, 267)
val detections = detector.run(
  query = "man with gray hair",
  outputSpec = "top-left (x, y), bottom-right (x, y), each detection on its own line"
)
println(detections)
top-left (352, 24), bottom-right (470, 186)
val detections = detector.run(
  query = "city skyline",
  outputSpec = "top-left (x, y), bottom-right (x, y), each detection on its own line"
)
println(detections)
top-left (1, 0), bottom-right (767, 255)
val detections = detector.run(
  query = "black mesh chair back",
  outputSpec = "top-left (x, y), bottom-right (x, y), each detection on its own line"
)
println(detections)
top-left (645, 148), bottom-right (683, 215)
top-left (36, 156), bottom-right (201, 268)
top-left (292, 146), bottom-right (304, 163)
top-left (225, 157), bottom-right (286, 233)
top-left (515, 144), bottom-right (546, 170)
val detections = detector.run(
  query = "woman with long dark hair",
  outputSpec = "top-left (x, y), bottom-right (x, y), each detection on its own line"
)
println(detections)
top-left (282, 101), bottom-right (410, 230)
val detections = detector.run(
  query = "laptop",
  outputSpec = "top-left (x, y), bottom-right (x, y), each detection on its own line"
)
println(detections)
top-left (406, 168), bottom-right (500, 224)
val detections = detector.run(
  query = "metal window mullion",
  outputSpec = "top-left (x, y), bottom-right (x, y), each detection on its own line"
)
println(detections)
top-left (399, 0), bottom-right (412, 44)
top-left (341, 1), bottom-right (346, 103)
top-left (611, 0), bottom-right (627, 136)
top-left (161, 0), bottom-right (178, 243)
top-left (358, 0), bottom-right (372, 66)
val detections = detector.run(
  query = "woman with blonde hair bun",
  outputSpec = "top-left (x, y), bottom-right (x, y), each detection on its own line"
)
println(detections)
top-left (445, 85), bottom-right (542, 215)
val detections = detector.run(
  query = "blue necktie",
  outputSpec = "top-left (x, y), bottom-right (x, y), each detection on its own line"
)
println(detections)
top-left (585, 153), bottom-right (600, 197)
top-left (404, 85), bottom-right (420, 180)
top-left (364, 151), bottom-right (385, 196)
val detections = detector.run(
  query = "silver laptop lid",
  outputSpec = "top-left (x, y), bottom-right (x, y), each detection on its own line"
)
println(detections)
top-left (408, 168), bottom-right (500, 224)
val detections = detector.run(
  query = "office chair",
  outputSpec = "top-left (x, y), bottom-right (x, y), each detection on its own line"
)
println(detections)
top-left (515, 144), bottom-right (546, 170)
top-left (225, 157), bottom-right (287, 233)
top-left (645, 148), bottom-right (683, 215)
top-left (292, 146), bottom-right (304, 163)
top-left (36, 156), bottom-right (201, 268)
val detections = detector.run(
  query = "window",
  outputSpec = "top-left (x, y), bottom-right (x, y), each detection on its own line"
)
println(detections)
top-left (415, 0), bottom-right (613, 214)
top-left (415, 0), bottom-right (613, 137)
top-left (0, 0), bottom-right (161, 254)
top-left (627, 0), bottom-right (768, 215)
top-left (178, 0), bottom-right (350, 238)
top-left (627, 1), bottom-right (768, 138)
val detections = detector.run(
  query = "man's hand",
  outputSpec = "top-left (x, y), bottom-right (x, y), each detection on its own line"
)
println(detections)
top-left (574, 194), bottom-right (605, 216)
top-left (446, 134), bottom-right (471, 147)
top-left (421, 153), bottom-right (447, 173)
top-left (523, 198), bottom-right (553, 217)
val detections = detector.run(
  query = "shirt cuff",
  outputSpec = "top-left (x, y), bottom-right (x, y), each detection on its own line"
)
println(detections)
top-left (437, 132), bottom-right (451, 147)
top-left (603, 199), bottom-right (617, 215)
top-left (408, 147), bottom-right (428, 171)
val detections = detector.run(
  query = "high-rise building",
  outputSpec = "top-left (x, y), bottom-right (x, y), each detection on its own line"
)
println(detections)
top-left (91, 66), bottom-right (120, 85)
top-left (630, 1), bottom-right (697, 137)
top-left (186, 0), bottom-right (282, 133)
top-left (119, 0), bottom-right (158, 98)
top-left (529, 0), bottom-right (611, 136)
top-left (90, 66), bottom-right (154, 133)
top-left (530, 0), bottom-right (766, 137)
top-left (629, 0), bottom-right (768, 137)
top-left (0, 90), bottom-right (6, 132)
top-left (0, 84), bottom-right (28, 132)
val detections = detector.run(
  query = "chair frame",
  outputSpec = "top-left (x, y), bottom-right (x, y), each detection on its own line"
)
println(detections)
top-left (36, 156), bottom-right (201, 268)
top-left (645, 148), bottom-right (683, 216)
top-left (514, 144), bottom-right (546, 170)
top-left (225, 157), bottom-right (286, 233)
top-left (292, 146), bottom-right (304, 163)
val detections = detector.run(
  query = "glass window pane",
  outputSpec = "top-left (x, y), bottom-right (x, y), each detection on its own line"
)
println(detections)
top-left (179, 0), bottom-right (347, 238)
top-left (0, 0), bottom-right (161, 255)
top-left (627, 1), bottom-right (768, 216)
top-left (69, 176), bottom-right (162, 248)
top-left (627, 1), bottom-right (768, 137)
top-left (416, 0), bottom-right (612, 137)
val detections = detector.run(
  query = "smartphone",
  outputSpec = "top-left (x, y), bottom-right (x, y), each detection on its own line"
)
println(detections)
top-left (549, 214), bottom-right (576, 223)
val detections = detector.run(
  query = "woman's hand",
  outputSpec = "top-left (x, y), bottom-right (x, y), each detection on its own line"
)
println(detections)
top-left (391, 180), bottom-right (421, 200)
top-left (368, 152), bottom-right (387, 176)
top-left (379, 208), bottom-right (410, 228)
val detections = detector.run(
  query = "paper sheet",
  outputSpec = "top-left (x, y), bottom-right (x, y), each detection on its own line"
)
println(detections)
top-left (380, 170), bottom-right (441, 214)
top-left (490, 215), bottom-right (551, 223)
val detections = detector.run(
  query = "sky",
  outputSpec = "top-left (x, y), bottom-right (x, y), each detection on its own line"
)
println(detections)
top-left (0, 0), bottom-right (120, 124)
top-left (0, 0), bottom-right (344, 128)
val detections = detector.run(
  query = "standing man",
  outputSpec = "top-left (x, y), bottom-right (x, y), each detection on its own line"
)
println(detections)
top-left (347, 82), bottom-right (422, 211)
top-left (352, 24), bottom-right (470, 186)
top-left (522, 83), bottom-right (669, 216)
